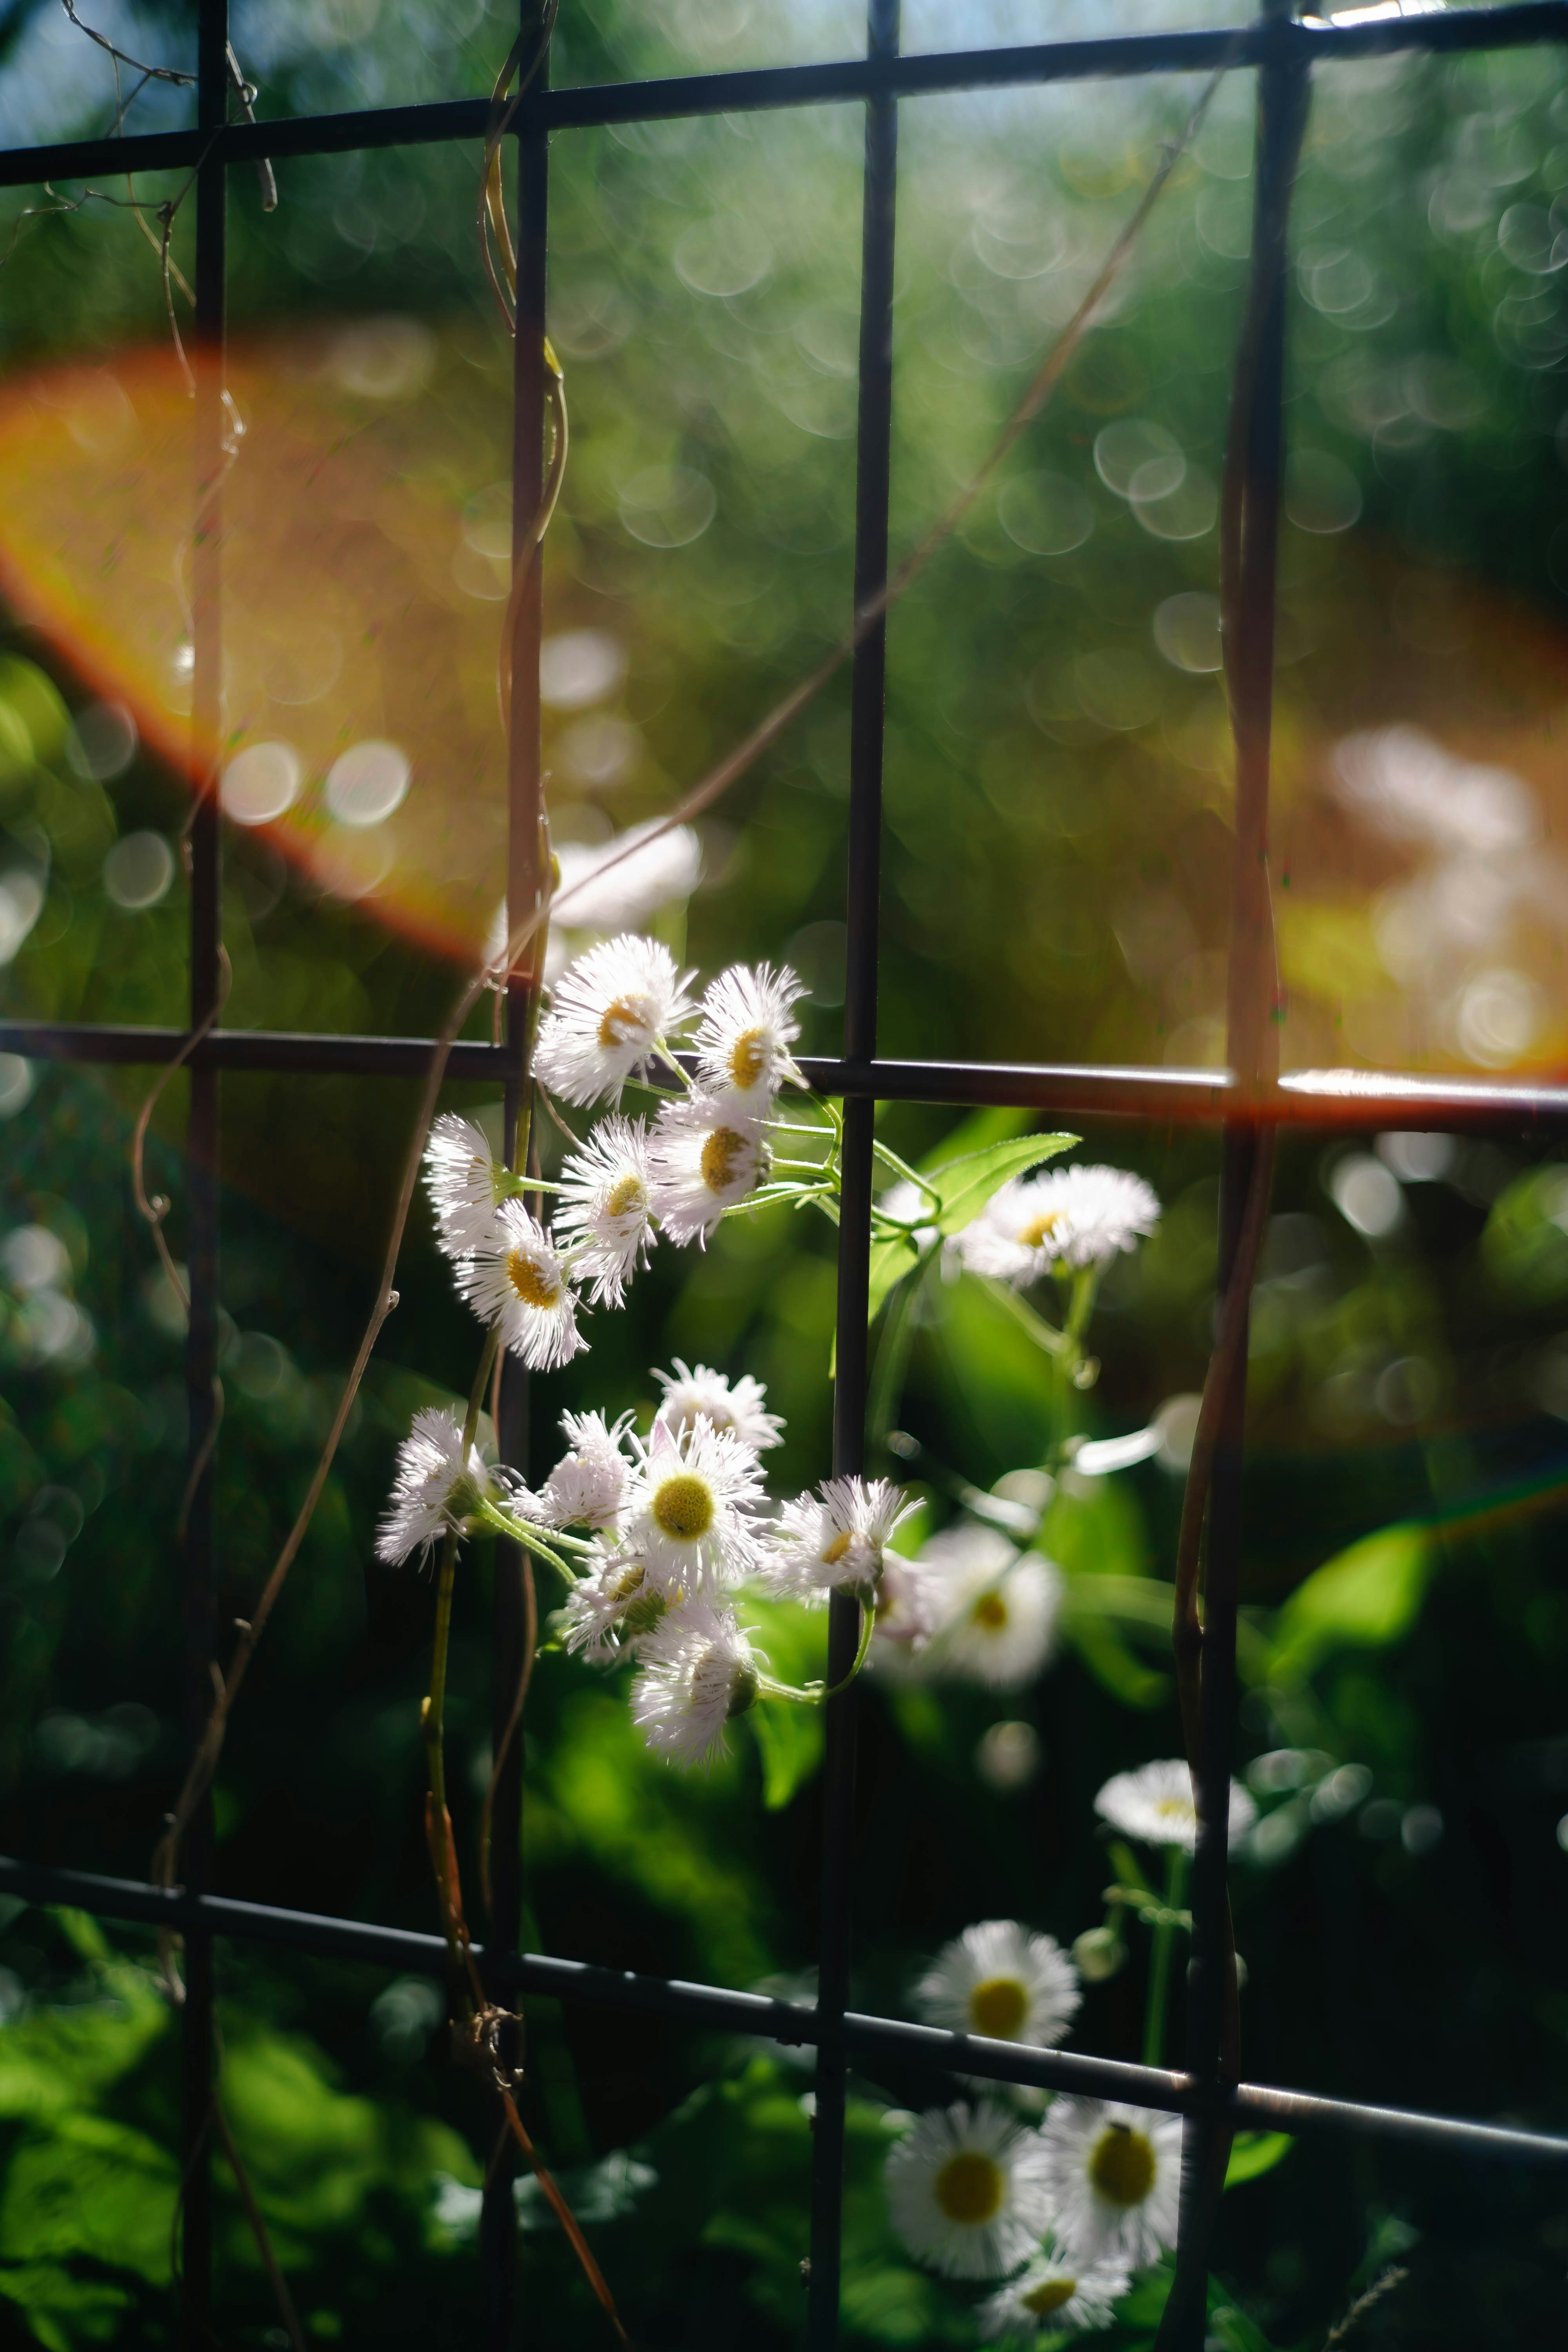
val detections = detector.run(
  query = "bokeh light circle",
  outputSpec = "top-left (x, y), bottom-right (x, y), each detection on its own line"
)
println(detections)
top-left (325, 738), bottom-right (411, 829)
top-left (222, 741), bottom-right (301, 827)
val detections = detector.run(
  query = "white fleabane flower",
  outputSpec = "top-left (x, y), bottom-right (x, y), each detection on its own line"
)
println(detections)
top-left (533, 934), bottom-right (694, 1107)
top-left (648, 1094), bottom-right (770, 1246)
top-left (884, 2101), bottom-right (1055, 2281)
top-left (1038, 2098), bottom-right (1182, 2270)
top-left (619, 1418), bottom-right (765, 1598)
top-left (760, 1476), bottom-right (916, 1604)
top-left (554, 1115), bottom-right (656, 1306)
top-left (653, 1359), bottom-right (784, 1452)
top-left (693, 962), bottom-right (805, 1110)
top-left (956, 1165), bottom-right (1161, 1287)
top-left (915, 1919), bottom-right (1081, 2052)
top-left (978, 2247), bottom-right (1131, 2340)
top-left (533, 1408), bottom-right (634, 1532)
top-left (630, 1598), bottom-right (759, 1767)
top-left (1094, 1757), bottom-right (1257, 1853)
top-left (870, 1551), bottom-right (943, 1655)
top-left (921, 1525), bottom-right (1064, 1688)
top-left (559, 1550), bottom-right (666, 1659)
top-left (423, 1111), bottom-right (520, 1256)
top-left (454, 1198), bottom-right (586, 1371)
top-left (376, 1407), bottom-right (496, 1567)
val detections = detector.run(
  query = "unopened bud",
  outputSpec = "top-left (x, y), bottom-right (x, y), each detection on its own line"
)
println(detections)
top-left (1072, 1926), bottom-right (1127, 1983)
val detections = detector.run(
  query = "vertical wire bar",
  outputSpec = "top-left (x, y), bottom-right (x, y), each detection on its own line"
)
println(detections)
top-left (1159, 18), bottom-right (1308, 2349)
top-left (481, 14), bottom-right (550, 2340)
top-left (807, 2), bottom-right (899, 2343)
top-left (181, 2), bottom-right (228, 2343)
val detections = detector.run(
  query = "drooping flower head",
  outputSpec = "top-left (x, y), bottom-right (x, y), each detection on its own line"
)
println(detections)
top-left (533, 933), bottom-right (695, 1107)
top-left (553, 1115), bottom-right (656, 1307)
top-left (630, 1598), bottom-right (759, 1766)
top-left (760, 1476), bottom-right (916, 1604)
top-left (921, 1524), bottom-right (1064, 1688)
top-left (884, 2101), bottom-right (1055, 2281)
top-left (652, 1359), bottom-right (784, 1453)
top-left (1037, 2098), bottom-right (1182, 2269)
top-left (619, 1417), bottom-right (766, 1598)
top-left (559, 1550), bottom-right (667, 1660)
top-left (693, 961), bottom-right (806, 1111)
top-left (376, 1406), bottom-right (495, 1568)
top-left (422, 1111), bottom-right (519, 1256)
top-left (648, 1094), bottom-right (771, 1246)
top-left (978, 2246), bottom-right (1131, 2340)
top-left (454, 1198), bottom-right (586, 1371)
top-left (1094, 1757), bottom-right (1257, 1853)
top-left (956, 1164), bottom-right (1161, 1288)
top-left (915, 1918), bottom-right (1081, 2052)
top-left (532, 1408), bottom-right (634, 1532)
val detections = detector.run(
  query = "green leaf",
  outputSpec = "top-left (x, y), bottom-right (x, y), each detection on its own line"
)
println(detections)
top-left (1223, 2130), bottom-right (1295, 2188)
top-left (1268, 1522), bottom-right (1434, 1682)
top-left (931, 1132), bottom-right (1078, 1236)
top-left (749, 1698), bottom-right (825, 1811)
top-left (866, 1231), bottom-right (926, 1326)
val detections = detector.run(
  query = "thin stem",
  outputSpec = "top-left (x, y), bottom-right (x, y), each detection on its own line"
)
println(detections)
top-left (823, 1598), bottom-right (873, 1696)
top-left (869, 1139), bottom-right (940, 1204)
top-left (1142, 1845), bottom-right (1190, 2070)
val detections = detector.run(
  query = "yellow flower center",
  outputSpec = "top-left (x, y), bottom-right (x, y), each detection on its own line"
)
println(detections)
top-left (972, 1590), bottom-right (1009, 1632)
top-left (932, 2151), bottom-right (1004, 2227)
top-left (1016, 1208), bottom-right (1065, 1250)
top-left (727, 1026), bottom-right (770, 1090)
top-left (1021, 2278), bottom-right (1077, 2318)
top-left (505, 1249), bottom-right (561, 1310)
top-left (651, 1472), bottom-right (715, 1542)
top-left (822, 1530), bottom-right (853, 1566)
top-left (968, 1975), bottom-right (1029, 2039)
top-left (1155, 1796), bottom-right (1195, 1827)
top-left (700, 1127), bottom-right (751, 1194)
top-left (605, 1174), bottom-right (646, 1220)
top-left (1088, 2124), bottom-right (1156, 2209)
top-left (597, 994), bottom-right (648, 1049)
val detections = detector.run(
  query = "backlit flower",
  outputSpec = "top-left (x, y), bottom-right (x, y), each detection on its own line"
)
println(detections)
top-left (652, 1358), bottom-right (784, 1453)
top-left (1038, 2098), bottom-right (1181, 2270)
top-left (956, 1165), bottom-right (1161, 1287)
top-left (648, 1094), bottom-right (770, 1246)
top-left (532, 1408), bottom-right (634, 1532)
top-left (630, 1598), bottom-right (758, 1766)
top-left (533, 933), bottom-right (694, 1107)
top-left (884, 2100), bottom-right (1055, 2281)
top-left (978, 2247), bottom-right (1131, 2340)
top-left (423, 1111), bottom-right (517, 1256)
top-left (560, 1550), bottom-right (667, 1659)
top-left (759, 1476), bottom-right (915, 1604)
top-left (922, 1525), bottom-right (1064, 1688)
top-left (554, 1114), bottom-right (656, 1306)
top-left (619, 1417), bottom-right (766, 1598)
top-left (376, 1406), bottom-right (495, 1567)
top-left (1094, 1757), bottom-right (1256, 1853)
top-left (693, 962), bottom-right (806, 1110)
top-left (915, 1919), bottom-right (1080, 2053)
top-left (454, 1198), bottom-right (585, 1371)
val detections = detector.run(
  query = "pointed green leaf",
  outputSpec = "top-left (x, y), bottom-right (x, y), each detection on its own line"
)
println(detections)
top-left (1269, 1522), bottom-right (1434, 1682)
top-left (931, 1132), bottom-right (1078, 1236)
top-left (1223, 2131), bottom-right (1295, 2189)
top-left (749, 1700), bottom-right (825, 1811)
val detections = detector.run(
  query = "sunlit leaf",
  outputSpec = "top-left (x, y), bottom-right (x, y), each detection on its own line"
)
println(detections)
top-left (1269, 1522), bottom-right (1434, 1682)
top-left (1223, 2130), bottom-right (1295, 2188)
top-left (931, 1132), bottom-right (1078, 1236)
top-left (750, 1698), bottom-right (825, 1811)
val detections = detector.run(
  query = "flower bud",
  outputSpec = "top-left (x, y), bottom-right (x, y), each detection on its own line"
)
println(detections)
top-left (1071, 1925), bottom-right (1127, 1983)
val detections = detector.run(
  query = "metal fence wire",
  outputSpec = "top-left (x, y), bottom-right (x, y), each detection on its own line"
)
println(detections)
top-left (4, 2), bottom-right (1568, 2347)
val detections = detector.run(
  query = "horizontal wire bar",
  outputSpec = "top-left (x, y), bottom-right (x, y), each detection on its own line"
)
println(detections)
top-left (0, 6), bottom-right (1561, 187)
top-left (2, 1853), bottom-right (1563, 2167)
top-left (7, 1018), bottom-right (1568, 1126)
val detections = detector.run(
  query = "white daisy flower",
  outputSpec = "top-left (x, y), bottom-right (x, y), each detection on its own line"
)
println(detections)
top-left (1038, 2098), bottom-right (1182, 2270)
top-left (533, 933), bottom-right (695, 1107)
top-left (423, 1111), bottom-right (519, 1256)
top-left (758, 1476), bottom-right (916, 1604)
top-left (453, 1198), bottom-right (586, 1372)
top-left (693, 961), bottom-right (806, 1110)
top-left (956, 1165), bottom-right (1161, 1287)
top-left (884, 2100), bottom-right (1055, 2282)
top-left (915, 1919), bottom-right (1081, 2052)
top-left (532, 1408), bottom-right (634, 1532)
top-left (648, 1094), bottom-right (771, 1247)
top-left (559, 1550), bottom-right (667, 1659)
top-left (553, 1115), bottom-right (656, 1307)
top-left (922, 1525), bottom-right (1064, 1688)
top-left (618, 1417), bottom-right (766, 1599)
top-left (978, 2246), bottom-right (1131, 2340)
top-left (652, 1359), bottom-right (784, 1453)
top-left (376, 1406), bottom-right (497, 1567)
top-left (869, 1550), bottom-right (944, 1654)
top-left (630, 1597), bottom-right (759, 1767)
top-left (1094, 1757), bottom-right (1257, 1853)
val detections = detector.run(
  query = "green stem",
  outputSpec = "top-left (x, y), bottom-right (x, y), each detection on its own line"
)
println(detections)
top-left (869, 1138), bottom-right (941, 1204)
top-left (866, 1249), bottom-right (937, 1457)
top-left (823, 1597), bottom-right (874, 1696)
top-left (1141, 1845), bottom-right (1189, 2070)
top-left (758, 1597), bottom-right (875, 1704)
